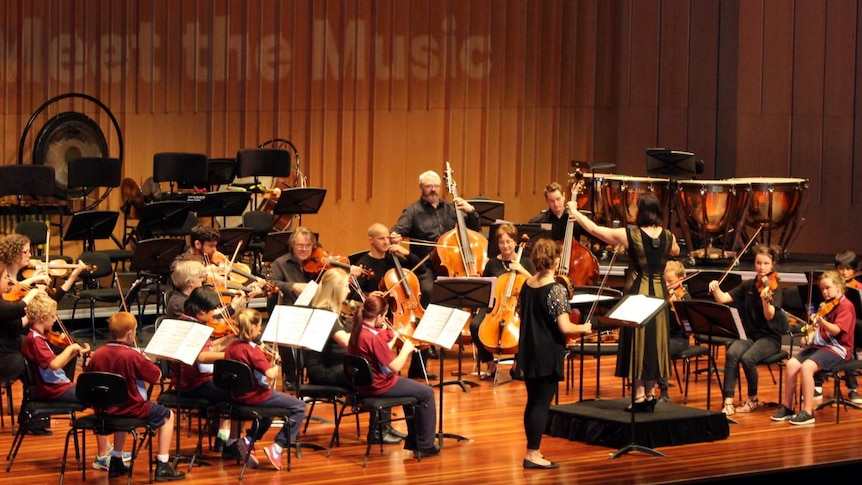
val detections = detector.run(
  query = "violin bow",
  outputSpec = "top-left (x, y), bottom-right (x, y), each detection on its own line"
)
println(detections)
top-left (717, 224), bottom-right (765, 287)
top-left (584, 244), bottom-right (621, 328)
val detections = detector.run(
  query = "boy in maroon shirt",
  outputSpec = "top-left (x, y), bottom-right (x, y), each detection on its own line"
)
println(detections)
top-left (86, 312), bottom-right (185, 481)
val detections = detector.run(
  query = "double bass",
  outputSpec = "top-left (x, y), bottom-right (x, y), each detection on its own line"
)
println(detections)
top-left (556, 170), bottom-right (599, 290)
top-left (478, 238), bottom-right (528, 355)
top-left (436, 162), bottom-right (488, 277)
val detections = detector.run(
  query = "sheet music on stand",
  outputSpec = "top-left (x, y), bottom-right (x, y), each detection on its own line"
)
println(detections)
top-left (293, 280), bottom-right (319, 307)
top-left (144, 319), bottom-right (214, 366)
top-left (412, 304), bottom-right (471, 350)
top-left (261, 305), bottom-right (337, 352)
top-left (598, 294), bottom-right (667, 328)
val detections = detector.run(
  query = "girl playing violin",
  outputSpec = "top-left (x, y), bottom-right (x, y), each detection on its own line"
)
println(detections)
top-left (708, 244), bottom-right (789, 416)
top-left (658, 260), bottom-right (692, 403)
top-left (0, 233), bottom-right (89, 307)
top-left (225, 308), bottom-right (306, 471)
top-left (771, 270), bottom-right (856, 425)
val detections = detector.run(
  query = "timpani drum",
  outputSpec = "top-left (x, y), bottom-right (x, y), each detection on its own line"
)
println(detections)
top-left (601, 175), bottom-right (670, 226)
top-left (568, 172), bottom-right (610, 225)
top-left (675, 180), bottom-right (750, 259)
top-left (726, 177), bottom-right (808, 251)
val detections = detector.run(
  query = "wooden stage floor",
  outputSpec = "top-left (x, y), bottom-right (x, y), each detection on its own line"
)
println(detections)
top-left (2, 331), bottom-right (862, 485)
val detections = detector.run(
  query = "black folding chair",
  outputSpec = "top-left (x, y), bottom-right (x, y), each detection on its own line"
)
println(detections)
top-left (60, 372), bottom-right (155, 485)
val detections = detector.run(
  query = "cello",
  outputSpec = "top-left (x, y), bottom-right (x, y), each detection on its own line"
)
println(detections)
top-left (436, 162), bottom-right (488, 277)
top-left (379, 255), bottom-right (425, 347)
top-left (478, 238), bottom-right (528, 355)
top-left (556, 170), bottom-right (600, 290)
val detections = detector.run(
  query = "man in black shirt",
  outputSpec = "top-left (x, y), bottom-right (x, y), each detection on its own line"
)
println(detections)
top-left (528, 182), bottom-right (583, 242)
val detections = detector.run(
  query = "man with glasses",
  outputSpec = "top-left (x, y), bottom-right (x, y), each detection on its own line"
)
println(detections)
top-left (389, 170), bottom-right (482, 378)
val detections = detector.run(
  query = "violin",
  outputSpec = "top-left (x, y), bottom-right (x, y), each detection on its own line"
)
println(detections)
top-left (558, 170), bottom-right (599, 289)
top-left (436, 162), bottom-right (488, 277)
top-left (207, 251), bottom-right (278, 297)
top-left (206, 318), bottom-right (238, 338)
top-left (302, 247), bottom-right (374, 278)
top-left (2, 283), bottom-right (54, 302)
top-left (22, 260), bottom-right (96, 280)
top-left (800, 297), bottom-right (842, 339)
top-left (756, 271), bottom-right (780, 302)
top-left (478, 238), bottom-right (528, 355)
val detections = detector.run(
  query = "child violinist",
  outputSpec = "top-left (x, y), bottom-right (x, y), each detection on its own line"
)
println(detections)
top-left (708, 244), bottom-right (789, 416)
top-left (812, 250), bottom-right (862, 403)
top-left (658, 260), bottom-right (692, 403)
top-left (771, 270), bottom-right (856, 425)
top-left (224, 308), bottom-right (306, 471)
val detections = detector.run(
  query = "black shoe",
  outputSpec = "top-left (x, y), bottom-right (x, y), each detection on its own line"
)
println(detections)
top-left (643, 396), bottom-right (657, 413)
top-left (523, 458), bottom-right (559, 469)
top-left (367, 430), bottom-right (402, 445)
top-left (417, 444), bottom-right (441, 457)
top-left (221, 441), bottom-right (241, 460)
top-left (385, 425), bottom-right (408, 439)
top-left (108, 456), bottom-right (130, 478)
top-left (154, 461), bottom-right (185, 482)
top-left (214, 437), bottom-right (225, 453)
top-left (26, 427), bottom-right (52, 436)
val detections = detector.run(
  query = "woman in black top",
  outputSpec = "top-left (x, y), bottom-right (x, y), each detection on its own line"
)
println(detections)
top-left (517, 238), bottom-right (590, 469)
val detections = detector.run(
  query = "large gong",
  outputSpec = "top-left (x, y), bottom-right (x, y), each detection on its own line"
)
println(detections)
top-left (32, 112), bottom-right (108, 200)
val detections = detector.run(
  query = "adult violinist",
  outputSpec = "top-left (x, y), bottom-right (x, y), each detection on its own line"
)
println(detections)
top-left (166, 260), bottom-right (257, 320)
top-left (708, 244), bottom-right (789, 416)
top-left (172, 224), bottom-right (267, 295)
top-left (389, 170), bottom-right (482, 365)
top-left (354, 222), bottom-right (433, 381)
top-left (471, 223), bottom-right (534, 378)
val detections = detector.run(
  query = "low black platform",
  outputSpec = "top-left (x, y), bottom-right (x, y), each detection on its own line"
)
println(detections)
top-left (547, 398), bottom-right (729, 449)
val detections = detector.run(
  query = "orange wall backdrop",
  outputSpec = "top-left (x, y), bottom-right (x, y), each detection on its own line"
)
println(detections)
top-left (1, 1), bottom-right (860, 256)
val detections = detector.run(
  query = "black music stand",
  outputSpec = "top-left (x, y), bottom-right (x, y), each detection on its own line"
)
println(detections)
top-left (236, 148), bottom-right (292, 206)
top-left (431, 278), bottom-right (494, 393)
top-left (195, 191), bottom-right (252, 228)
top-left (217, 228), bottom-right (253, 257)
top-left (63, 210), bottom-right (119, 253)
top-left (262, 231), bottom-right (295, 262)
top-left (154, 152), bottom-right (209, 194)
top-left (567, 287), bottom-right (623, 402)
top-left (597, 295), bottom-right (668, 459)
top-left (272, 188), bottom-right (327, 226)
top-left (129, 238), bottom-right (186, 320)
top-left (0, 165), bottom-right (57, 234)
top-left (672, 300), bottom-right (741, 414)
top-left (645, 149), bottom-right (700, 177)
top-left (466, 199), bottom-right (504, 227)
top-left (427, 278), bottom-right (491, 447)
top-left (68, 157), bottom-right (122, 201)
top-left (207, 158), bottom-right (238, 189)
top-left (135, 201), bottom-right (192, 240)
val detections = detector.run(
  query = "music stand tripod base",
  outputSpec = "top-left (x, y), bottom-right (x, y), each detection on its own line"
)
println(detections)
top-left (429, 278), bottom-right (493, 447)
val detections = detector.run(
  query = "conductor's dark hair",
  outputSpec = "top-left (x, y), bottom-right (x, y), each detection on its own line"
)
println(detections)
top-left (635, 193), bottom-right (663, 227)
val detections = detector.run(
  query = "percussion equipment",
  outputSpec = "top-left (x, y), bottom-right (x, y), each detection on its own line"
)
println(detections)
top-left (726, 177), bottom-right (808, 251)
top-left (674, 180), bottom-right (749, 260)
top-left (568, 172), bottom-right (610, 225)
top-left (601, 175), bottom-right (670, 226)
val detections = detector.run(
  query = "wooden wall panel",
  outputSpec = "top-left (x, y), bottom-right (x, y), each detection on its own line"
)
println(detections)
top-left (4, 0), bottom-right (862, 256)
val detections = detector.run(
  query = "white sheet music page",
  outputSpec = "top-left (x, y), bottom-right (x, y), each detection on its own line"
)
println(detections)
top-left (294, 280), bottom-right (319, 306)
top-left (260, 305), bottom-right (337, 352)
top-left (412, 304), bottom-right (470, 349)
top-left (729, 307), bottom-right (748, 340)
top-left (606, 294), bottom-right (665, 325)
top-left (145, 319), bottom-right (214, 366)
top-left (299, 309), bottom-right (338, 352)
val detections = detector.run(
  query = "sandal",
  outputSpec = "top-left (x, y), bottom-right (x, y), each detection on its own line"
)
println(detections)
top-left (735, 399), bottom-right (760, 413)
top-left (723, 401), bottom-right (736, 416)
